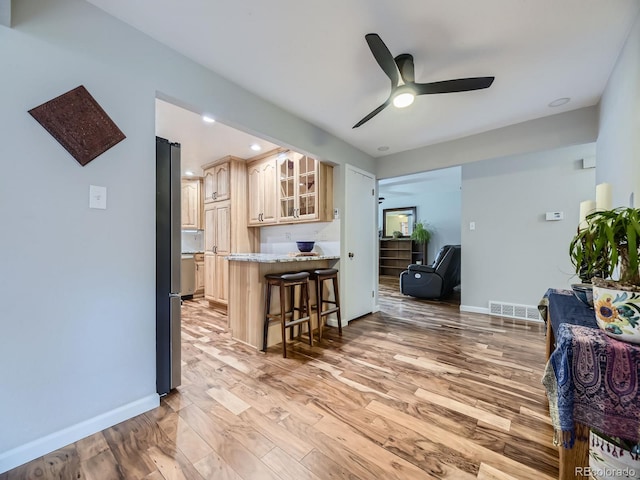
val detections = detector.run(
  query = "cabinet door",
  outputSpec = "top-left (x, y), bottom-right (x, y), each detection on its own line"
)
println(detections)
top-left (247, 162), bottom-right (262, 225)
top-left (181, 179), bottom-right (200, 229)
top-left (204, 207), bottom-right (216, 253)
top-left (248, 158), bottom-right (277, 226)
top-left (203, 171), bottom-right (215, 204)
top-left (204, 254), bottom-right (215, 299)
top-left (213, 256), bottom-right (228, 305)
top-left (261, 159), bottom-right (277, 224)
top-left (214, 202), bottom-right (231, 255)
top-left (278, 153), bottom-right (297, 222)
top-left (195, 261), bottom-right (205, 293)
top-left (296, 155), bottom-right (318, 222)
top-left (213, 163), bottom-right (230, 202)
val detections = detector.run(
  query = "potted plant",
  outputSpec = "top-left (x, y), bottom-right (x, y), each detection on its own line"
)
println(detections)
top-left (411, 221), bottom-right (432, 245)
top-left (410, 221), bottom-right (432, 264)
top-left (569, 207), bottom-right (640, 343)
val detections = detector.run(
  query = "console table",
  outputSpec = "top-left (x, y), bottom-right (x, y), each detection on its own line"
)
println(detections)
top-left (541, 289), bottom-right (640, 479)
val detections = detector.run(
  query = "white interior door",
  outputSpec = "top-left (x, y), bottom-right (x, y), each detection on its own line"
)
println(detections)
top-left (344, 164), bottom-right (377, 320)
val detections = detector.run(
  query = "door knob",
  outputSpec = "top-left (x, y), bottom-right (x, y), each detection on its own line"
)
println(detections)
top-left (348, 252), bottom-right (354, 258)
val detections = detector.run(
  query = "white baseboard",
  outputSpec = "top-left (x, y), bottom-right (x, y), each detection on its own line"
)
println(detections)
top-left (0, 393), bottom-right (159, 474)
top-left (459, 305), bottom-right (490, 314)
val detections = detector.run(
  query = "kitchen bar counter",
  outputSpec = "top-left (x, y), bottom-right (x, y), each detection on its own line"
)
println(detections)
top-left (226, 253), bottom-right (340, 263)
top-left (227, 253), bottom-right (339, 349)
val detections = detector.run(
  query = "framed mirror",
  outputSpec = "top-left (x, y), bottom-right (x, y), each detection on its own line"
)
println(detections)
top-left (382, 207), bottom-right (416, 238)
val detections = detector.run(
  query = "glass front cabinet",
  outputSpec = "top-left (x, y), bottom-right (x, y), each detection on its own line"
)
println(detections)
top-left (278, 152), bottom-right (319, 223)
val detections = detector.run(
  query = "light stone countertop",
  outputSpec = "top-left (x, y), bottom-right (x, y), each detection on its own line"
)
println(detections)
top-left (225, 253), bottom-right (340, 263)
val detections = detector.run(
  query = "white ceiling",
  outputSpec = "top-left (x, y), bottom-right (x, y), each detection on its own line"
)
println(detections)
top-left (89, 0), bottom-right (640, 160)
top-left (155, 99), bottom-right (279, 176)
top-left (379, 167), bottom-right (461, 198)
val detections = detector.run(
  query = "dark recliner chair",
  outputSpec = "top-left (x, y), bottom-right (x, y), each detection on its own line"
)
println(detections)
top-left (399, 245), bottom-right (461, 299)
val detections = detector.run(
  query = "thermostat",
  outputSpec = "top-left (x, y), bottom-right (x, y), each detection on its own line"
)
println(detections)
top-left (545, 211), bottom-right (563, 221)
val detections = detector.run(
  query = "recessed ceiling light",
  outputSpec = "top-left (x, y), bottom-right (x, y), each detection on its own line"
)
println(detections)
top-left (377, 146), bottom-right (389, 152)
top-left (185, 170), bottom-right (194, 176)
top-left (202, 115), bottom-right (215, 123)
top-left (548, 97), bottom-right (570, 107)
top-left (250, 144), bottom-right (261, 151)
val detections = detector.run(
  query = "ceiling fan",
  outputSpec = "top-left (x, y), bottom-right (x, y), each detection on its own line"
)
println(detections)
top-left (353, 33), bottom-right (495, 128)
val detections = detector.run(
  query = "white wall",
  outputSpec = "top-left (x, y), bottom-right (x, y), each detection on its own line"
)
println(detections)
top-left (461, 144), bottom-right (596, 310)
top-left (377, 106), bottom-right (598, 180)
top-left (0, 0), bottom-right (374, 472)
top-left (597, 12), bottom-right (640, 207)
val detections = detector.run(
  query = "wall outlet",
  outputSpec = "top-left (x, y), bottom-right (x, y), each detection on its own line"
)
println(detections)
top-left (469, 221), bottom-right (476, 231)
top-left (333, 208), bottom-right (339, 219)
top-left (285, 232), bottom-right (291, 240)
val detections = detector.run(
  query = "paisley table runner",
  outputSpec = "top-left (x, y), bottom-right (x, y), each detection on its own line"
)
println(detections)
top-left (543, 323), bottom-right (640, 447)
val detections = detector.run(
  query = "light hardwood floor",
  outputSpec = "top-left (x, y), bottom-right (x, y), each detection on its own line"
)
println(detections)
top-left (1, 277), bottom-right (557, 479)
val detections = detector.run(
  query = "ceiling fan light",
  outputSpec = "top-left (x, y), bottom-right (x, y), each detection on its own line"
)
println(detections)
top-left (393, 92), bottom-right (415, 108)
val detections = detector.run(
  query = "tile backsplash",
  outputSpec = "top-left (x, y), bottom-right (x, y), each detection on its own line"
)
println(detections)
top-left (259, 220), bottom-right (340, 255)
top-left (181, 230), bottom-right (204, 253)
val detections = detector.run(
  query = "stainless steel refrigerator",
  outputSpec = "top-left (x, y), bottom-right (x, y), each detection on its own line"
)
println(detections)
top-left (156, 136), bottom-right (181, 395)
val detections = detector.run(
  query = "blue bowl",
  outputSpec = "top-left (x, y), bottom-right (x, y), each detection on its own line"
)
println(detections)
top-left (571, 283), bottom-right (594, 308)
top-left (296, 241), bottom-right (315, 252)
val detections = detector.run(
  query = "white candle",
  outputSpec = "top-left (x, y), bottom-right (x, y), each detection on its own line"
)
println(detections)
top-left (579, 200), bottom-right (596, 229)
top-left (596, 183), bottom-right (612, 211)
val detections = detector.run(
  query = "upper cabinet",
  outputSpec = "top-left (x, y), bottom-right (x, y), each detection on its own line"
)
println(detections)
top-left (247, 156), bottom-right (277, 226)
top-left (247, 149), bottom-right (333, 226)
top-left (181, 177), bottom-right (202, 230)
top-left (203, 161), bottom-right (230, 203)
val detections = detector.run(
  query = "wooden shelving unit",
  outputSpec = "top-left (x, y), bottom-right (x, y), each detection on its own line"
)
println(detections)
top-left (379, 239), bottom-right (428, 277)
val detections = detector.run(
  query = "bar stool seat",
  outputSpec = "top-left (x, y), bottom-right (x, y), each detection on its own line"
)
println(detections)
top-left (262, 271), bottom-right (312, 358)
top-left (309, 268), bottom-right (342, 341)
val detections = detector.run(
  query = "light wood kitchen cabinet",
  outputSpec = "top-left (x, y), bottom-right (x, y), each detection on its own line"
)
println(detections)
top-left (194, 253), bottom-right (205, 295)
top-left (204, 201), bottom-right (230, 305)
top-left (181, 178), bottom-right (202, 230)
top-left (201, 156), bottom-right (258, 310)
top-left (204, 254), bottom-right (228, 305)
top-left (203, 160), bottom-right (230, 203)
top-left (246, 148), bottom-right (333, 226)
top-left (247, 156), bottom-right (277, 226)
top-left (277, 151), bottom-right (333, 223)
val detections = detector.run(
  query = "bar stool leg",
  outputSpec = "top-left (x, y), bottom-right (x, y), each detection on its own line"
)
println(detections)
top-left (288, 284), bottom-right (296, 341)
top-left (316, 276), bottom-right (324, 341)
top-left (303, 280), bottom-right (313, 347)
top-left (280, 280), bottom-right (288, 358)
top-left (332, 276), bottom-right (342, 336)
top-left (262, 282), bottom-right (272, 352)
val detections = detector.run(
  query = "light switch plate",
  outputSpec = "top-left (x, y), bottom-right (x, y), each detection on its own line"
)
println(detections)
top-left (89, 185), bottom-right (107, 209)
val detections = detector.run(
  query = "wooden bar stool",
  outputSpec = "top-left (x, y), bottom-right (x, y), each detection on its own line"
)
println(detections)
top-left (309, 268), bottom-right (342, 341)
top-left (262, 271), bottom-right (312, 358)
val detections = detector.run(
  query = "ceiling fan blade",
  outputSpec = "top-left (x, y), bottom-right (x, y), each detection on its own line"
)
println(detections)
top-left (415, 77), bottom-right (495, 95)
top-left (365, 33), bottom-right (399, 87)
top-left (353, 99), bottom-right (391, 128)
top-left (395, 54), bottom-right (414, 83)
